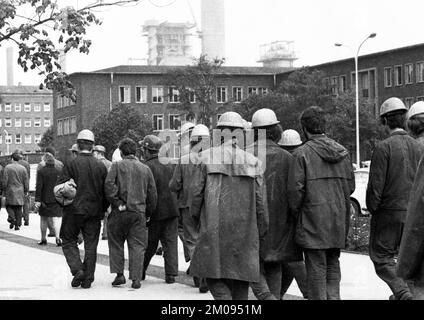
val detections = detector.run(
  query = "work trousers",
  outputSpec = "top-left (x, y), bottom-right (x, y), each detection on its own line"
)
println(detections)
top-left (180, 208), bottom-right (199, 261)
top-left (7, 205), bottom-right (23, 227)
top-left (60, 213), bottom-right (101, 283)
top-left (369, 212), bottom-right (411, 300)
top-left (206, 278), bottom-right (249, 300)
top-left (108, 210), bottom-right (148, 281)
top-left (303, 248), bottom-right (341, 300)
top-left (101, 207), bottom-right (111, 239)
top-left (144, 217), bottom-right (178, 276)
top-left (280, 261), bottom-right (308, 299)
top-left (23, 195), bottom-right (30, 223)
top-left (250, 261), bottom-right (281, 300)
top-left (178, 212), bottom-right (190, 262)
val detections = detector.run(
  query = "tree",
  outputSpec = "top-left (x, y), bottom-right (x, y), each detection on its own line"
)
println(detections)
top-left (91, 104), bottom-right (152, 159)
top-left (0, 0), bottom-right (142, 100)
top-left (164, 55), bottom-right (226, 128)
top-left (38, 126), bottom-right (54, 149)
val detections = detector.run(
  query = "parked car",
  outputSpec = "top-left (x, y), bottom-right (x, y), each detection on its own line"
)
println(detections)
top-left (350, 167), bottom-right (370, 217)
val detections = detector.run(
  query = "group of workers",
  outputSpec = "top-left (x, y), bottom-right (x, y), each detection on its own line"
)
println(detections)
top-left (3, 95), bottom-right (424, 301)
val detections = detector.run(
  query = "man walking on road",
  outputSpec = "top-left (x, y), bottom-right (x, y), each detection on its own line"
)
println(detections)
top-left (105, 138), bottom-right (157, 289)
top-left (189, 112), bottom-right (268, 300)
top-left (3, 150), bottom-right (29, 231)
top-left (366, 97), bottom-right (423, 300)
top-left (15, 149), bottom-right (31, 226)
top-left (288, 106), bottom-right (355, 300)
top-left (58, 129), bottom-right (108, 289)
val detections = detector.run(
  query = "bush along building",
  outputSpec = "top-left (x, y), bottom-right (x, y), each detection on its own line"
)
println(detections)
top-left (53, 65), bottom-right (287, 159)
top-left (277, 43), bottom-right (424, 116)
top-left (0, 85), bottom-right (53, 156)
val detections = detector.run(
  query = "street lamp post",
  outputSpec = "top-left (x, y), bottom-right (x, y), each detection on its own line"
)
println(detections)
top-left (335, 33), bottom-right (376, 168)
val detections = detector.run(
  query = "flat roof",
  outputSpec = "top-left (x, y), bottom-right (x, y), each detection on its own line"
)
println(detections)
top-left (0, 85), bottom-right (52, 95)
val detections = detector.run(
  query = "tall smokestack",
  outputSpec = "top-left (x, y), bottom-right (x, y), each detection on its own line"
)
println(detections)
top-left (6, 47), bottom-right (14, 86)
top-left (201, 0), bottom-right (225, 60)
top-left (59, 49), bottom-right (67, 73)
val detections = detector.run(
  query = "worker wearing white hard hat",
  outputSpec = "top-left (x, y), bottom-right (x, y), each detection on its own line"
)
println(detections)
top-left (278, 129), bottom-right (303, 154)
top-left (407, 101), bottom-right (424, 144)
top-left (249, 108), bottom-right (303, 300)
top-left (169, 123), bottom-right (210, 293)
top-left (367, 97), bottom-right (422, 300)
top-left (59, 129), bottom-right (109, 289)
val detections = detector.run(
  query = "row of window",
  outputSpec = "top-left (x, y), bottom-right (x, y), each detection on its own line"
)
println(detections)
top-left (0, 118), bottom-right (50, 128)
top-left (403, 96), bottom-right (424, 108)
top-left (0, 103), bottom-right (51, 113)
top-left (57, 96), bottom-right (73, 109)
top-left (57, 117), bottom-right (77, 136)
top-left (118, 86), bottom-right (268, 104)
top-left (384, 62), bottom-right (424, 87)
top-left (0, 133), bottom-right (41, 145)
top-left (152, 114), bottom-right (225, 131)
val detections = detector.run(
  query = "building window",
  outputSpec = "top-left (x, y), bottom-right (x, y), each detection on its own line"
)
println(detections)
top-left (5, 118), bottom-right (11, 127)
top-left (0, 135), bottom-right (2, 144)
top-left (5, 134), bottom-right (12, 144)
top-left (232, 87), bottom-right (243, 102)
top-left (417, 62), bottom-right (424, 83)
top-left (339, 75), bottom-right (347, 93)
top-left (169, 87), bottom-right (180, 103)
top-left (405, 64), bottom-right (413, 84)
top-left (14, 103), bottom-right (21, 112)
top-left (216, 87), bottom-right (228, 103)
top-left (24, 103), bottom-right (31, 112)
top-left (417, 96), bottom-right (424, 102)
top-left (70, 117), bottom-right (77, 133)
top-left (5, 103), bottom-right (12, 112)
top-left (24, 119), bottom-right (31, 127)
top-left (384, 67), bottom-right (392, 87)
top-left (15, 133), bottom-right (21, 144)
top-left (136, 86), bottom-right (147, 103)
top-left (34, 118), bottom-right (41, 127)
top-left (152, 87), bottom-right (164, 103)
top-left (119, 86), bottom-right (131, 103)
top-left (15, 118), bottom-right (21, 128)
top-left (169, 114), bottom-right (180, 130)
top-left (248, 87), bottom-right (268, 95)
top-left (57, 119), bottom-right (63, 136)
top-left (44, 103), bottom-right (51, 112)
top-left (63, 118), bottom-right (70, 134)
top-left (153, 114), bottom-right (164, 131)
top-left (34, 103), bottom-right (41, 112)
top-left (34, 134), bottom-right (41, 144)
top-left (259, 87), bottom-right (268, 95)
top-left (189, 89), bottom-right (196, 103)
top-left (330, 76), bottom-right (338, 95)
top-left (394, 65), bottom-right (402, 86)
top-left (44, 118), bottom-right (51, 127)
top-left (405, 97), bottom-right (414, 109)
top-left (24, 134), bottom-right (32, 144)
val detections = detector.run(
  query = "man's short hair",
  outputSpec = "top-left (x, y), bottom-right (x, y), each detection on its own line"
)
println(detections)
top-left (407, 115), bottom-right (424, 136)
top-left (300, 106), bottom-right (326, 134)
top-left (77, 140), bottom-right (94, 152)
top-left (11, 153), bottom-right (20, 161)
top-left (45, 146), bottom-right (56, 155)
top-left (382, 110), bottom-right (406, 130)
top-left (119, 138), bottom-right (137, 156)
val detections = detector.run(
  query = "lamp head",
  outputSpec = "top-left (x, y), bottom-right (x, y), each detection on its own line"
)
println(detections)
top-left (334, 43), bottom-right (342, 47)
top-left (369, 33), bottom-right (377, 38)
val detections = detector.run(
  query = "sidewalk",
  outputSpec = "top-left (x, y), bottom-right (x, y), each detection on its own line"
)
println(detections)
top-left (0, 210), bottom-right (392, 299)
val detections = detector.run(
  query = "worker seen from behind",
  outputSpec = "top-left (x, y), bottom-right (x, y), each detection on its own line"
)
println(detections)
top-left (366, 97), bottom-right (423, 300)
top-left (279, 129), bottom-right (303, 154)
top-left (15, 149), bottom-right (30, 226)
top-left (406, 101), bottom-right (424, 145)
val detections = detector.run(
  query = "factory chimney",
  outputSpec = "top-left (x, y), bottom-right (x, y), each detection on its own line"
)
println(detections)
top-left (6, 47), bottom-right (14, 86)
top-left (201, 0), bottom-right (225, 61)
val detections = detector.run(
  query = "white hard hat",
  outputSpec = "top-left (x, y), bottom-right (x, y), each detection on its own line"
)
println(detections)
top-left (180, 122), bottom-right (195, 135)
top-left (77, 129), bottom-right (95, 142)
top-left (408, 101), bottom-right (424, 120)
top-left (380, 97), bottom-right (407, 117)
top-left (279, 129), bottom-right (302, 146)
top-left (216, 111), bottom-right (244, 129)
top-left (112, 148), bottom-right (122, 162)
top-left (190, 124), bottom-right (210, 141)
top-left (251, 108), bottom-right (280, 128)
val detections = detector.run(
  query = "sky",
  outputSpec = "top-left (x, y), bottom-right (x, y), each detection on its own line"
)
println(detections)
top-left (0, 0), bottom-right (423, 85)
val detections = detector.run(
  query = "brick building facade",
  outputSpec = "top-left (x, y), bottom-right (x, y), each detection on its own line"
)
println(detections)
top-left (0, 85), bottom-right (53, 156)
top-left (53, 65), bottom-right (285, 158)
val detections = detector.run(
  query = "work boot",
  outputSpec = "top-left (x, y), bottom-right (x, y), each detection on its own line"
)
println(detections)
top-left (24, 221), bottom-right (29, 226)
top-left (71, 270), bottom-right (85, 288)
top-left (193, 276), bottom-right (200, 288)
top-left (81, 280), bottom-right (91, 289)
top-left (199, 278), bottom-right (209, 293)
top-left (47, 233), bottom-right (55, 237)
top-left (38, 240), bottom-right (47, 245)
top-left (56, 238), bottom-right (62, 247)
top-left (14, 226), bottom-right (20, 231)
top-left (112, 274), bottom-right (126, 286)
top-left (165, 275), bottom-right (175, 284)
top-left (132, 280), bottom-right (141, 289)
top-left (9, 222), bottom-right (14, 229)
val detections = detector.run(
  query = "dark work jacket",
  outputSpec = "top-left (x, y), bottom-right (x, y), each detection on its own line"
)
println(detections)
top-left (2, 162), bottom-right (29, 206)
top-left (288, 135), bottom-right (355, 249)
top-left (18, 159), bottom-right (30, 177)
top-left (144, 154), bottom-right (179, 221)
top-left (256, 139), bottom-right (302, 262)
top-left (36, 159), bottom-right (63, 205)
top-left (105, 155), bottom-right (157, 217)
top-left (58, 152), bottom-right (108, 219)
top-left (366, 130), bottom-right (423, 219)
top-left (397, 155), bottom-right (424, 282)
